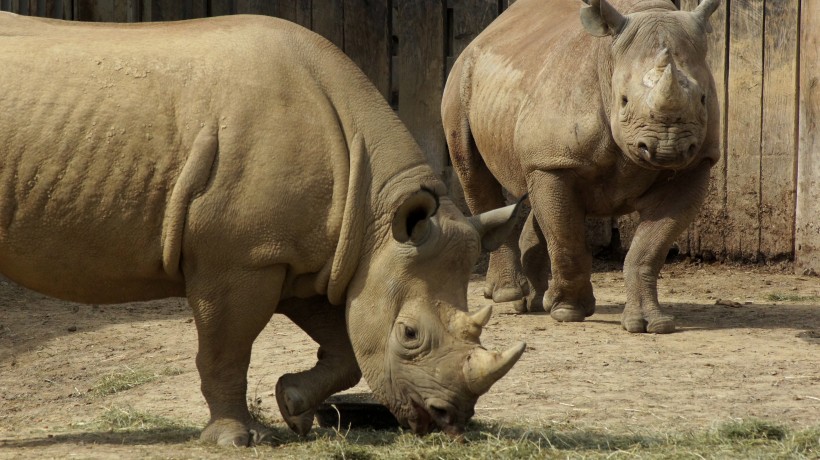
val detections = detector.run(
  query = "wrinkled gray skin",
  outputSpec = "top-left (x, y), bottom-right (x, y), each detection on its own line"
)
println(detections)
top-left (442, 0), bottom-right (721, 333)
top-left (0, 13), bottom-right (526, 445)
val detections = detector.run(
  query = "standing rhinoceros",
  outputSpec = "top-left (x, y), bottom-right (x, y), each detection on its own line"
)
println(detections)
top-left (442, 0), bottom-right (721, 333)
top-left (0, 12), bottom-right (526, 445)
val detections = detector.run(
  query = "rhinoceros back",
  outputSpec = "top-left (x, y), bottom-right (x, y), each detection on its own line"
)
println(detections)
top-left (0, 13), bottom-right (379, 303)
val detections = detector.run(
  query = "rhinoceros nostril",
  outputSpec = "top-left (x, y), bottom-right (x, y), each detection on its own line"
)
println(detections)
top-left (637, 142), bottom-right (652, 161)
top-left (687, 143), bottom-right (697, 157)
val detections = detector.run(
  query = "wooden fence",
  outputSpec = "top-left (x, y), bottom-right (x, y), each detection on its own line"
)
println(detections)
top-left (1, 0), bottom-right (817, 273)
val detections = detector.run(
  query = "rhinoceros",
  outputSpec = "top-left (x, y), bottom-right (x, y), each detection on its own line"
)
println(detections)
top-left (442, 0), bottom-right (721, 333)
top-left (0, 12), bottom-right (527, 445)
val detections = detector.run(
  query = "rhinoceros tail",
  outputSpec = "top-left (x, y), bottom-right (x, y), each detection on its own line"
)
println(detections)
top-left (161, 124), bottom-right (219, 279)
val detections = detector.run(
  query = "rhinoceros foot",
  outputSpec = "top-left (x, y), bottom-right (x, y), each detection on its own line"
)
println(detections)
top-left (550, 304), bottom-right (587, 322)
top-left (621, 312), bottom-right (676, 334)
top-left (275, 377), bottom-right (315, 436)
top-left (512, 289), bottom-right (546, 313)
top-left (201, 418), bottom-right (271, 447)
top-left (490, 286), bottom-right (525, 303)
top-left (484, 248), bottom-right (528, 303)
top-left (545, 285), bottom-right (595, 322)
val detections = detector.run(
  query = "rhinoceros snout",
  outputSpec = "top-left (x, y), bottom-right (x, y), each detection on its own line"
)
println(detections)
top-left (634, 137), bottom-right (698, 169)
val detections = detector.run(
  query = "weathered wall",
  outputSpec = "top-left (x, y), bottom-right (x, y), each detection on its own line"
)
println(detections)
top-left (1, 0), bottom-right (816, 272)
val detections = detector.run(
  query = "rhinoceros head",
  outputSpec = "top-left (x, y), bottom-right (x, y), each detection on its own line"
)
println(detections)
top-left (581, 0), bottom-right (720, 170)
top-left (345, 186), bottom-right (525, 436)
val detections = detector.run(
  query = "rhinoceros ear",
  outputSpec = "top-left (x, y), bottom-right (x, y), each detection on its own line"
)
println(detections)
top-left (468, 195), bottom-right (527, 252)
top-left (691, 0), bottom-right (720, 33)
top-left (392, 187), bottom-right (440, 245)
top-left (580, 0), bottom-right (627, 37)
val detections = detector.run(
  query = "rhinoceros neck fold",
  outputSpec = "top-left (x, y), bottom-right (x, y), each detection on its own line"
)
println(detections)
top-left (323, 133), bottom-right (369, 306)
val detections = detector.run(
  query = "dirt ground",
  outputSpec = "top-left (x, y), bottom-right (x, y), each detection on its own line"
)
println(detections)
top-left (1, 261), bottom-right (818, 457)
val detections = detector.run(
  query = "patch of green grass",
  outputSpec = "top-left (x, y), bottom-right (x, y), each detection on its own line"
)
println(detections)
top-left (95, 406), bottom-right (190, 431)
top-left (90, 366), bottom-right (183, 397)
top-left (715, 419), bottom-right (787, 441)
top-left (766, 292), bottom-right (820, 302)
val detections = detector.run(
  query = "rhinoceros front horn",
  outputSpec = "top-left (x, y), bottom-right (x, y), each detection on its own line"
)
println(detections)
top-left (470, 305), bottom-right (493, 327)
top-left (463, 341), bottom-right (526, 396)
top-left (648, 59), bottom-right (685, 112)
top-left (468, 195), bottom-right (526, 251)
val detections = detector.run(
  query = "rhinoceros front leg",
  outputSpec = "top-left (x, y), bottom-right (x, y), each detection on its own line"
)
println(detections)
top-left (623, 162), bottom-right (711, 334)
top-left (187, 266), bottom-right (286, 447)
top-left (527, 170), bottom-right (595, 322)
top-left (274, 299), bottom-right (361, 435)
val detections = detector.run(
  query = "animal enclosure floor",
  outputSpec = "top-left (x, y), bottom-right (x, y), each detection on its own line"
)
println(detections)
top-left (0, 262), bottom-right (818, 458)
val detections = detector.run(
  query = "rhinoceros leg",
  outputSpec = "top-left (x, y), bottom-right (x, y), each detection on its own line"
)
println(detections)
top-left (519, 211), bottom-right (549, 313)
top-left (446, 119), bottom-right (527, 306)
top-left (274, 299), bottom-right (361, 435)
top-left (623, 162), bottom-right (711, 334)
top-left (527, 170), bottom-right (596, 322)
top-left (187, 266), bottom-right (286, 447)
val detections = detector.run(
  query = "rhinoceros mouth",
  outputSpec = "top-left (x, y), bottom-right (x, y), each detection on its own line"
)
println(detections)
top-left (628, 144), bottom-right (693, 171)
top-left (406, 399), bottom-right (434, 434)
top-left (404, 396), bottom-right (466, 437)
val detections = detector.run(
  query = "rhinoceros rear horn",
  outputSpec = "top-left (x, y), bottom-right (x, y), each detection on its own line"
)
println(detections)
top-left (468, 195), bottom-right (527, 252)
top-left (392, 187), bottom-right (439, 245)
top-left (463, 342), bottom-right (526, 396)
top-left (580, 0), bottom-right (626, 37)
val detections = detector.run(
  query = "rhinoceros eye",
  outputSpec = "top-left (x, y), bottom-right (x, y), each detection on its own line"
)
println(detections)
top-left (403, 325), bottom-right (417, 341)
top-left (701, 94), bottom-right (706, 105)
top-left (621, 95), bottom-right (628, 107)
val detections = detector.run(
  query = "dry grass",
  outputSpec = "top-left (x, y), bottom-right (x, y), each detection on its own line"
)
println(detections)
top-left (72, 414), bottom-right (818, 459)
top-left (90, 366), bottom-right (183, 397)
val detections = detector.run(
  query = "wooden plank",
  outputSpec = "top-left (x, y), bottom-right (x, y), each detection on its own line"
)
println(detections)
top-left (312, 0), bottom-right (343, 49)
top-left (209, 0), bottom-right (234, 17)
top-left (395, 1), bottom-right (447, 175)
top-left (112, 0), bottom-right (127, 21)
top-left (76, 0), bottom-right (115, 20)
top-left (148, 0), bottom-right (186, 20)
top-left (191, 0), bottom-right (207, 18)
top-left (795, 0), bottom-right (820, 274)
top-left (1, 1), bottom-right (10, 13)
top-left (446, 0), bottom-right (497, 76)
top-left (12, 0), bottom-right (28, 14)
top-left (294, 0), bottom-right (310, 28)
top-left (343, 0), bottom-right (390, 100)
top-left (759, 0), bottom-right (799, 260)
top-left (61, 0), bottom-right (72, 19)
top-left (724, 0), bottom-right (763, 261)
top-left (448, 0), bottom-right (496, 57)
top-left (43, 0), bottom-right (58, 17)
top-left (125, 0), bottom-right (140, 21)
top-left (236, 0), bottom-right (275, 16)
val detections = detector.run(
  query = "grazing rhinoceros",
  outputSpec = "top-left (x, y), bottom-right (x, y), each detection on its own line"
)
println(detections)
top-left (442, 0), bottom-right (721, 334)
top-left (0, 12), bottom-right (526, 445)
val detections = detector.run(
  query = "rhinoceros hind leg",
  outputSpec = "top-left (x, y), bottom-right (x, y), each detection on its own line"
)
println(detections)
top-left (483, 205), bottom-right (529, 306)
top-left (518, 211), bottom-right (549, 313)
top-left (187, 266), bottom-right (286, 446)
top-left (275, 300), bottom-right (362, 435)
